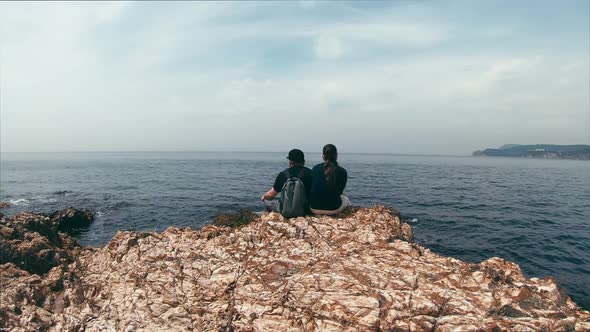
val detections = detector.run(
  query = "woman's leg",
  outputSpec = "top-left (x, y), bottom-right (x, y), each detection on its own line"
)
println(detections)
top-left (311, 195), bottom-right (351, 215)
top-left (339, 195), bottom-right (350, 211)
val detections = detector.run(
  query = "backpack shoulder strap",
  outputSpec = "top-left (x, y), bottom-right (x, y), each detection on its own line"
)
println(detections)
top-left (283, 169), bottom-right (292, 180)
top-left (297, 168), bottom-right (306, 179)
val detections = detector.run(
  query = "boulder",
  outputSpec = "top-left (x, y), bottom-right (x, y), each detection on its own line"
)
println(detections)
top-left (49, 207), bottom-right (94, 233)
top-left (0, 208), bottom-right (93, 275)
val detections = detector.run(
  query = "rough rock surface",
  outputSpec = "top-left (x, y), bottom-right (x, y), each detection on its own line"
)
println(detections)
top-left (0, 209), bottom-right (89, 275)
top-left (48, 207), bottom-right (95, 234)
top-left (0, 208), bottom-right (94, 330)
top-left (1, 206), bottom-right (589, 331)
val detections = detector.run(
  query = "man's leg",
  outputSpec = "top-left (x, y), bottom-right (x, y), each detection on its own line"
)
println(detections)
top-left (263, 199), bottom-right (281, 213)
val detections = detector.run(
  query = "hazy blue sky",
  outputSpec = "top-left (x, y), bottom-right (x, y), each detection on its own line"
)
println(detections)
top-left (0, 1), bottom-right (588, 155)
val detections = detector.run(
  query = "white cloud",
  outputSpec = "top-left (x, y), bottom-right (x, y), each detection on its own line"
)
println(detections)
top-left (95, 1), bottom-right (131, 22)
top-left (306, 21), bottom-right (450, 60)
top-left (339, 22), bottom-right (450, 47)
top-left (314, 35), bottom-right (345, 59)
top-left (299, 0), bottom-right (317, 10)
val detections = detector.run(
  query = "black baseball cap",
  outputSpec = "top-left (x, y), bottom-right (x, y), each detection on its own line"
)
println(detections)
top-left (287, 149), bottom-right (305, 163)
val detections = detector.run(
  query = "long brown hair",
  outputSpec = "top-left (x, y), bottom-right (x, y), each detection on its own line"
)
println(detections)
top-left (323, 144), bottom-right (338, 188)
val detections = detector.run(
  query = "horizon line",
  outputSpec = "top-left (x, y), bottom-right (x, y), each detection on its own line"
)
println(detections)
top-left (0, 149), bottom-right (470, 157)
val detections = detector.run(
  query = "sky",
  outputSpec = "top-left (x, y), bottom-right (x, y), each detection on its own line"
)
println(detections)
top-left (0, 1), bottom-right (589, 155)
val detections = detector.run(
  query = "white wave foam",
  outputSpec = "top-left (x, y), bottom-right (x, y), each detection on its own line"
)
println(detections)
top-left (33, 196), bottom-right (57, 203)
top-left (9, 198), bottom-right (30, 206)
top-left (410, 218), bottom-right (418, 223)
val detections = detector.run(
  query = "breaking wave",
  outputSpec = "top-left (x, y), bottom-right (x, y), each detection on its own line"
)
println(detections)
top-left (9, 198), bottom-right (30, 206)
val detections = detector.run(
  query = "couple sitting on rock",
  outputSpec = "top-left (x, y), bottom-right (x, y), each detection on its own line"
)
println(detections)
top-left (260, 144), bottom-right (350, 217)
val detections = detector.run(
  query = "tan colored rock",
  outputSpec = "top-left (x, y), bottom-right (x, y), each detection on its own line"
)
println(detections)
top-left (1, 206), bottom-right (589, 331)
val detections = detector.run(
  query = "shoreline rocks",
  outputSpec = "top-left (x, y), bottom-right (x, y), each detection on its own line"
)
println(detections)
top-left (49, 207), bottom-right (95, 234)
top-left (0, 208), bottom-right (93, 276)
top-left (1, 206), bottom-right (589, 331)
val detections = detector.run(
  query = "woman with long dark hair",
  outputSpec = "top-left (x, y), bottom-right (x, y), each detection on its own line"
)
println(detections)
top-left (309, 144), bottom-right (350, 215)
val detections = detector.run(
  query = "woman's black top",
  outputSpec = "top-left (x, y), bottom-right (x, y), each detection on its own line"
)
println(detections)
top-left (309, 162), bottom-right (348, 210)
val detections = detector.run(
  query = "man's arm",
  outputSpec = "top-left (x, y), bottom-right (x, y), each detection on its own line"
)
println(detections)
top-left (262, 171), bottom-right (285, 201)
top-left (261, 188), bottom-right (278, 201)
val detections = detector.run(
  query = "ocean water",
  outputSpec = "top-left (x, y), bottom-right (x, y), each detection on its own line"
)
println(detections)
top-left (1, 151), bottom-right (589, 309)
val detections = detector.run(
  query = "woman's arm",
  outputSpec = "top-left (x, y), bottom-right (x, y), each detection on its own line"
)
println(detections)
top-left (337, 169), bottom-right (348, 196)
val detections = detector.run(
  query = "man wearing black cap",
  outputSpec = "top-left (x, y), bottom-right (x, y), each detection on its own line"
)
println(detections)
top-left (261, 149), bottom-right (313, 213)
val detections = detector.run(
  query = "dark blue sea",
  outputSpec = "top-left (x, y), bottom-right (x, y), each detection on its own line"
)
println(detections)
top-left (1, 152), bottom-right (589, 309)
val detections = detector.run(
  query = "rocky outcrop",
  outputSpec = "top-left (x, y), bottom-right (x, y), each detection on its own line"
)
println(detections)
top-left (48, 207), bottom-right (94, 234)
top-left (0, 208), bottom-right (93, 275)
top-left (0, 208), bottom-right (94, 330)
top-left (0, 202), bottom-right (10, 209)
top-left (2, 215), bottom-right (72, 276)
top-left (0, 206), bottom-right (589, 331)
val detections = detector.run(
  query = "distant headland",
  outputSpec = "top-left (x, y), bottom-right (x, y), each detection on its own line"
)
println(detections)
top-left (473, 144), bottom-right (590, 160)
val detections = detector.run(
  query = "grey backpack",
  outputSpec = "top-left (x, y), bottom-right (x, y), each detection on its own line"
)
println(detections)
top-left (279, 169), bottom-right (308, 218)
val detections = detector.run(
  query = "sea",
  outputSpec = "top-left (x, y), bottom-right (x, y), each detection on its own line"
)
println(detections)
top-left (1, 151), bottom-right (589, 309)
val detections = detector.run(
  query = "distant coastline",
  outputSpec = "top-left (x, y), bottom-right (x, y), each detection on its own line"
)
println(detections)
top-left (473, 144), bottom-right (590, 160)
